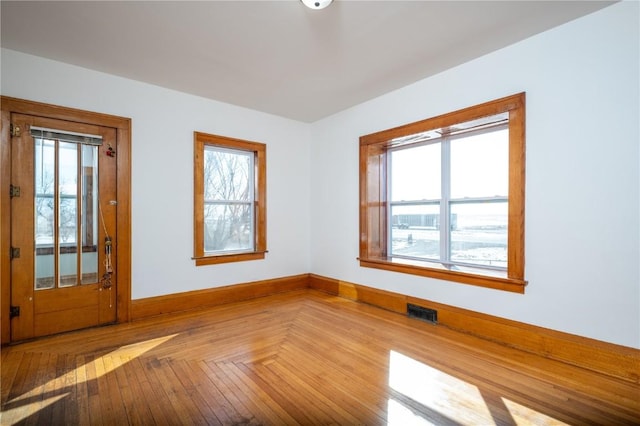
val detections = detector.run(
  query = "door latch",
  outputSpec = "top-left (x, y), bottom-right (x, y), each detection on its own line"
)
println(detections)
top-left (10, 123), bottom-right (21, 137)
top-left (9, 185), bottom-right (20, 198)
top-left (10, 247), bottom-right (20, 260)
top-left (10, 306), bottom-right (20, 318)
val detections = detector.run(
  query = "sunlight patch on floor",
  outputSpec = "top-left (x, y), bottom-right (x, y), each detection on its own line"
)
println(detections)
top-left (1, 393), bottom-right (68, 423)
top-left (3, 334), bottom-right (178, 424)
top-left (387, 398), bottom-right (439, 426)
top-left (387, 350), bottom-right (568, 425)
top-left (502, 397), bottom-right (568, 425)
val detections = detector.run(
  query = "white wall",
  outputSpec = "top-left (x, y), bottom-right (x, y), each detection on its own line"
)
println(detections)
top-left (310, 1), bottom-right (639, 348)
top-left (1, 48), bottom-right (312, 300)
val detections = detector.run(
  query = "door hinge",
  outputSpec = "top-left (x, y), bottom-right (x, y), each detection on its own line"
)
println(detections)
top-left (10, 306), bottom-right (20, 319)
top-left (9, 184), bottom-right (20, 198)
top-left (10, 247), bottom-right (20, 260)
top-left (10, 123), bottom-right (21, 137)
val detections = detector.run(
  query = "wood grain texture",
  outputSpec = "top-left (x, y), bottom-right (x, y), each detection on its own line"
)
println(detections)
top-left (132, 274), bottom-right (640, 384)
top-left (406, 295), bottom-right (640, 385)
top-left (130, 274), bottom-right (309, 320)
top-left (0, 111), bottom-right (12, 343)
top-left (339, 280), bottom-right (406, 314)
top-left (330, 278), bottom-right (640, 384)
top-left (0, 96), bottom-right (132, 343)
top-left (2, 290), bottom-right (638, 425)
top-left (307, 273), bottom-right (339, 294)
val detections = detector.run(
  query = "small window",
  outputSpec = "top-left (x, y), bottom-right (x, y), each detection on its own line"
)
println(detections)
top-left (194, 132), bottom-right (266, 266)
top-left (359, 93), bottom-right (526, 292)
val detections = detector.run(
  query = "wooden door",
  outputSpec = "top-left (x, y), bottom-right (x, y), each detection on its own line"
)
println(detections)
top-left (10, 114), bottom-right (118, 341)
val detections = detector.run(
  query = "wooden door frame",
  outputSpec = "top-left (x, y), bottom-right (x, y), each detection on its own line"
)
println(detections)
top-left (1, 96), bottom-right (132, 344)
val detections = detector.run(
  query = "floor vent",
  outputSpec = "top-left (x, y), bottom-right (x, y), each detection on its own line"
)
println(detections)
top-left (407, 303), bottom-right (437, 324)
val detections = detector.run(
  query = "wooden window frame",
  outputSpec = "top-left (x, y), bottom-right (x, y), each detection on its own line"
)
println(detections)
top-left (359, 93), bottom-right (526, 293)
top-left (193, 132), bottom-right (267, 266)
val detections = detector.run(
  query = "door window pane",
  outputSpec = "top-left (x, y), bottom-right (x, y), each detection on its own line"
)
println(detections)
top-left (34, 138), bottom-right (55, 290)
top-left (34, 136), bottom-right (101, 289)
top-left (81, 144), bottom-right (99, 284)
top-left (59, 142), bottom-right (78, 287)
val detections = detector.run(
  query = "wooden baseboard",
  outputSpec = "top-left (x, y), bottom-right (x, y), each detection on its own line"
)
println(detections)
top-left (131, 274), bottom-right (309, 321)
top-left (322, 277), bottom-right (639, 384)
top-left (308, 273), bottom-right (339, 294)
top-left (131, 272), bottom-right (639, 384)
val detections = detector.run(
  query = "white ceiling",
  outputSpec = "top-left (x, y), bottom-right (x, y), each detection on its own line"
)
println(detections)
top-left (1, 1), bottom-right (615, 122)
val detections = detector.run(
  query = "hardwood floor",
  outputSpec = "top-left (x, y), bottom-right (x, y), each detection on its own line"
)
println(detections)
top-left (2, 290), bottom-right (638, 425)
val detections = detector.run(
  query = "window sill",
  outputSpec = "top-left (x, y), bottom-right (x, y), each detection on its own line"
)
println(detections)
top-left (194, 251), bottom-right (267, 266)
top-left (359, 256), bottom-right (527, 293)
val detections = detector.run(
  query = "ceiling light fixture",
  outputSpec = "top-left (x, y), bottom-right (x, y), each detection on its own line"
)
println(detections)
top-left (300, 0), bottom-right (333, 10)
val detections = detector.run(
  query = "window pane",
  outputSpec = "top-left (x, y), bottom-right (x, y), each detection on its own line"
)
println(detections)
top-left (81, 144), bottom-right (99, 284)
top-left (360, 93), bottom-right (525, 289)
top-left (391, 143), bottom-right (440, 201)
top-left (204, 203), bottom-right (253, 253)
top-left (204, 147), bottom-right (252, 202)
top-left (450, 128), bottom-right (508, 199)
top-left (194, 132), bottom-right (267, 265)
top-left (35, 138), bottom-right (55, 290)
top-left (450, 202), bottom-right (507, 268)
top-left (390, 204), bottom-right (440, 260)
top-left (59, 142), bottom-right (78, 287)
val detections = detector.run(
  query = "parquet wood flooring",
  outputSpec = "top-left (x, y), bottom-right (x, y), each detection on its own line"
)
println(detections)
top-left (2, 290), bottom-right (638, 425)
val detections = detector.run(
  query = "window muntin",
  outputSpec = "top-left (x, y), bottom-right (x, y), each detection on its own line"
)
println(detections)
top-left (34, 136), bottom-right (100, 289)
top-left (194, 132), bottom-right (266, 266)
top-left (388, 123), bottom-right (508, 272)
top-left (359, 93), bottom-right (526, 293)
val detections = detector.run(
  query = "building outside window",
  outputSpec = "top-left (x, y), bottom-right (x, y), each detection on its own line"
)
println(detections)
top-left (359, 93), bottom-right (526, 292)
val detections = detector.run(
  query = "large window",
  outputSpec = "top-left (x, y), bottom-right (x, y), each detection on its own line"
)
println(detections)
top-left (359, 93), bottom-right (526, 292)
top-left (193, 132), bottom-right (266, 266)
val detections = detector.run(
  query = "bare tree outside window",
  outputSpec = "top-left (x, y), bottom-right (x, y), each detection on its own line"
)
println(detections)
top-left (203, 147), bottom-right (253, 252)
top-left (35, 141), bottom-right (78, 245)
top-left (194, 132), bottom-right (266, 266)
top-left (36, 185), bottom-right (77, 243)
